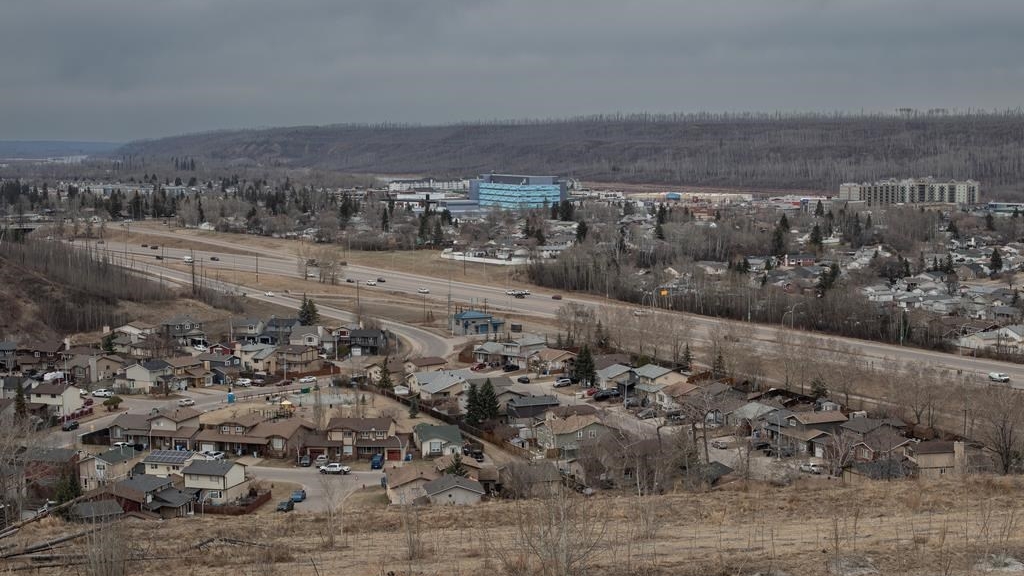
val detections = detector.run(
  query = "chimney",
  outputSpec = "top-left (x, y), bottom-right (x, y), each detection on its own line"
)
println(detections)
top-left (63, 337), bottom-right (71, 351)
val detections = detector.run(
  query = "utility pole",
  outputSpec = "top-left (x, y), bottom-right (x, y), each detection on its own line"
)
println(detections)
top-left (190, 248), bottom-right (196, 294)
top-left (255, 255), bottom-right (259, 283)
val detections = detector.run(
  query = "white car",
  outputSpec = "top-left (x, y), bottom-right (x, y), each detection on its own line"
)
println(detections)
top-left (799, 463), bottom-right (824, 475)
top-left (177, 398), bottom-right (195, 407)
top-left (112, 441), bottom-right (132, 448)
top-left (234, 378), bottom-right (252, 387)
top-left (264, 291), bottom-right (275, 297)
top-left (417, 287), bottom-right (430, 294)
top-left (92, 389), bottom-right (113, 398)
top-left (365, 280), bottom-right (377, 286)
top-left (553, 378), bottom-right (573, 388)
top-left (319, 463), bottom-right (351, 475)
top-left (306, 272), bottom-right (318, 278)
top-left (506, 289), bottom-right (515, 295)
top-left (193, 344), bottom-right (208, 352)
top-left (203, 451), bottom-right (226, 461)
top-left (298, 376), bottom-right (317, 384)
top-left (988, 372), bottom-right (1011, 383)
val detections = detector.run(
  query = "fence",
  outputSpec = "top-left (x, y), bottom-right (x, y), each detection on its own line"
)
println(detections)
top-left (200, 491), bottom-right (271, 516)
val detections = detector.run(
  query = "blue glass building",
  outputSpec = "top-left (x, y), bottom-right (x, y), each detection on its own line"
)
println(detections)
top-left (469, 174), bottom-right (567, 210)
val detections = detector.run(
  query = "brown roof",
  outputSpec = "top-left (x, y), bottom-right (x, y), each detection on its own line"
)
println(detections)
top-left (776, 427), bottom-right (828, 442)
top-left (207, 413), bottom-right (265, 429)
top-left (31, 381), bottom-right (75, 396)
top-left (326, 417), bottom-right (394, 432)
top-left (111, 413), bottom-right (150, 431)
top-left (911, 440), bottom-right (956, 455)
top-left (433, 454), bottom-right (500, 482)
top-left (661, 382), bottom-right (699, 399)
top-left (148, 407), bottom-right (201, 423)
top-left (385, 465), bottom-right (441, 489)
top-left (194, 429), bottom-right (268, 445)
top-left (533, 348), bottom-right (576, 362)
top-left (163, 356), bottom-right (203, 368)
top-left (147, 425), bottom-right (199, 439)
top-left (250, 418), bottom-right (315, 439)
top-left (409, 356), bottom-right (447, 367)
top-left (546, 414), bottom-right (603, 435)
top-left (790, 411), bottom-right (847, 425)
top-left (275, 344), bottom-right (313, 354)
top-left (548, 404), bottom-right (598, 418)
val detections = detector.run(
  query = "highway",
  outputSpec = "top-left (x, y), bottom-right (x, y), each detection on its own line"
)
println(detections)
top-left (79, 226), bottom-right (1024, 387)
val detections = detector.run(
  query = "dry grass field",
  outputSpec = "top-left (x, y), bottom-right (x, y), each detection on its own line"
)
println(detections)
top-left (7, 475), bottom-right (1024, 576)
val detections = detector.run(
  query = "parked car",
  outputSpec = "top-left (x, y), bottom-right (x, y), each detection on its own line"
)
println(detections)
top-left (371, 453), bottom-right (384, 470)
top-left (306, 272), bottom-right (318, 278)
top-left (553, 378), bottom-right (573, 388)
top-left (551, 294), bottom-right (563, 300)
top-left (251, 378), bottom-right (266, 386)
top-left (193, 344), bottom-right (208, 352)
top-left (502, 364), bottom-right (520, 372)
top-left (584, 387), bottom-right (599, 396)
top-left (636, 408), bottom-right (658, 420)
top-left (92, 389), bottom-right (113, 398)
top-left (112, 441), bottom-right (132, 448)
top-left (298, 455), bottom-right (311, 467)
top-left (290, 489), bottom-right (307, 502)
top-left (988, 372), bottom-right (1011, 383)
top-left (298, 376), bottom-right (317, 384)
top-left (203, 451), bottom-right (226, 460)
top-left (417, 287), bottom-right (430, 294)
top-left (176, 398), bottom-right (195, 407)
top-left (346, 278), bottom-right (355, 283)
top-left (155, 255), bottom-right (163, 260)
top-left (234, 378), bottom-right (252, 387)
top-left (141, 244), bottom-right (148, 247)
top-left (624, 397), bottom-right (642, 408)
top-left (210, 256), bottom-right (220, 261)
top-left (276, 500), bottom-right (294, 512)
top-left (711, 439), bottom-right (729, 449)
top-left (314, 454), bottom-right (329, 466)
top-left (517, 376), bottom-right (531, 384)
top-left (277, 379), bottom-right (292, 387)
top-left (470, 363), bottom-right (488, 372)
top-left (514, 293), bottom-right (526, 299)
top-left (61, 420), bottom-right (79, 431)
top-left (593, 389), bottom-right (621, 401)
top-left (319, 463), bottom-right (351, 475)
top-left (799, 463), bottom-right (824, 475)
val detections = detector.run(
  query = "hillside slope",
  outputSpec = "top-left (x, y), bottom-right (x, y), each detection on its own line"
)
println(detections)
top-left (118, 112), bottom-right (1024, 195)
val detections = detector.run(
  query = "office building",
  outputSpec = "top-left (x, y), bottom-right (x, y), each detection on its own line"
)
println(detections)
top-left (838, 178), bottom-right (979, 206)
top-left (469, 174), bottom-right (567, 210)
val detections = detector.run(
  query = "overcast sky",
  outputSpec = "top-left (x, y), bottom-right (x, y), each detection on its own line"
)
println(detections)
top-left (2, 0), bottom-right (1021, 142)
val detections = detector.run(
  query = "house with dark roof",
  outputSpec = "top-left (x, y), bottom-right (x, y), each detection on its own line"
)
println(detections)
top-left (421, 474), bottom-right (485, 505)
top-left (385, 465), bottom-right (441, 505)
top-left (182, 460), bottom-right (248, 505)
top-left (141, 450), bottom-right (203, 477)
top-left (104, 474), bottom-right (197, 517)
top-left (71, 499), bottom-right (124, 523)
top-left (350, 329), bottom-right (389, 356)
top-left (108, 413), bottom-right (151, 448)
top-left (29, 381), bottom-right (84, 417)
top-left (120, 359), bottom-right (173, 394)
top-left (319, 417), bottom-right (403, 461)
top-left (160, 314), bottom-right (206, 346)
top-left (275, 344), bottom-right (321, 374)
top-left (412, 424), bottom-right (463, 458)
top-left (21, 447), bottom-right (79, 499)
top-left (259, 317), bottom-right (299, 345)
top-left (506, 395), bottom-right (561, 423)
top-left (230, 318), bottom-right (266, 343)
top-left (78, 446), bottom-right (141, 491)
top-left (450, 310), bottom-right (505, 336)
top-left (1, 376), bottom-right (33, 400)
top-left (146, 408), bottom-right (202, 450)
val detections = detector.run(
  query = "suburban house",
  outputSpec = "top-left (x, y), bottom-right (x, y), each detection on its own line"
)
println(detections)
top-left (88, 355), bottom-right (126, 383)
top-left (194, 413), bottom-right (269, 456)
top-left (288, 325), bottom-right (327, 349)
top-left (421, 474), bottom-right (485, 505)
top-left (146, 407), bottom-right (202, 451)
top-left (275, 345), bottom-right (322, 374)
top-left (596, 364), bottom-right (632, 390)
top-left (160, 315), bottom-right (206, 346)
top-left (104, 475), bottom-right (197, 518)
top-left (320, 417), bottom-right (404, 461)
top-left (235, 343), bottom-right (278, 373)
top-left (78, 446), bottom-right (140, 491)
top-left (114, 321), bottom-right (157, 343)
top-left (657, 381), bottom-right (700, 411)
top-left (536, 414), bottom-right (614, 460)
top-left (29, 381), bottom-right (84, 417)
top-left (434, 453), bottom-right (500, 493)
top-left (248, 418), bottom-right (316, 459)
top-left (506, 395), bottom-right (561, 425)
top-left (119, 359), bottom-right (174, 394)
top-left (839, 416), bottom-right (910, 463)
top-left (1, 376), bottom-right (33, 400)
top-left (723, 402), bottom-right (779, 430)
top-left (260, 317), bottom-right (299, 345)
top-left (450, 310), bottom-right (505, 336)
top-left (472, 341), bottom-right (505, 365)
top-left (0, 341), bottom-right (17, 371)
top-left (367, 359), bottom-right (408, 385)
top-left (500, 334), bottom-right (547, 368)
top-left (384, 466), bottom-right (441, 505)
top-left (412, 424), bottom-right (463, 458)
top-left (108, 413), bottom-right (152, 449)
top-left (631, 364), bottom-right (689, 402)
top-left (410, 370), bottom-right (471, 402)
top-left (529, 348), bottom-right (576, 375)
top-left (70, 500), bottom-right (125, 523)
top-left (21, 448), bottom-right (79, 499)
top-left (183, 460), bottom-right (248, 505)
top-left (765, 410), bottom-right (848, 457)
top-left (405, 356), bottom-right (448, 373)
top-left (231, 318), bottom-right (266, 343)
top-left (140, 450), bottom-right (204, 477)
top-left (349, 329), bottom-right (389, 356)
top-left (904, 441), bottom-right (957, 478)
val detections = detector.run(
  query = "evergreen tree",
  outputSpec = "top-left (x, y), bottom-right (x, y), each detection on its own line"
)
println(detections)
top-left (479, 379), bottom-right (499, 421)
top-left (986, 212), bottom-right (996, 231)
top-left (810, 377), bottom-right (829, 399)
top-left (445, 453), bottom-right (469, 477)
top-left (944, 253), bottom-right (955, 273)
top-left (408, 397), bottom-right (419, 418)
top-left (574, 344), bottom-right (596, 387)
top-left (809, 224), bottom-right (823, 249)
top-left (101, 333), bottom-right (115, 353)
top-left (14, 382), bottom-right (26, 419)
top-left (298, 295), bottom-right (320, 325)
top-left (54, 470), bottom-right (82, 506)
top-left (771, 225), bottom-right (787, 256)
top-left (465, 383), bottom-right (483, 426)
top-left (558, 200), bottom-right (575, 221)
top-left (575, 220), bottom-right (589, 242)
top-left (814, 199), bottom-right (824, 217)
top-left (656, 204), bottom-right (668, 225)
top-left (779, 213), bottom-right (789, 230)
top-left (378, 363), bottom-right (393, 389)
top-left (711, 351), bottom-right (726, 379)
top-left (381, 209), bottom-right (390, 232)
top-left (654, 222), bottom-right (665, 241)
top-left (946, 220), bottom-right (960, 239)
top-left (681, 343), bottom-right (692, 371)
top-left (1014, 207), bottom-right (1021, 219)
top-left (991, 247), bottom-right (1003, 272)
top-left (431, 218), bottom-right (444, 245)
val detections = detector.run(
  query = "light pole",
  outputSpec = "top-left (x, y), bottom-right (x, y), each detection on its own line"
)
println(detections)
top-left (782, 302), bottom-right (805, 330)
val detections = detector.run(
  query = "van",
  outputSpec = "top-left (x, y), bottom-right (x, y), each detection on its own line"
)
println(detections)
top-left (370, 453), bottom-right (384, 469)
top-left (183, 256), bottom-right (194, 263)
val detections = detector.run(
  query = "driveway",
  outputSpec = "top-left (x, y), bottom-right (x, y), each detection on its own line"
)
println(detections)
top-left (248, 465), bottom-right (384, 512)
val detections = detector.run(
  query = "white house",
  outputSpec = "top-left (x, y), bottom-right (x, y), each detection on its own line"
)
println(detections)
top-left (29, 381), bottom-right (84, 416)
top-left (182, 460), bottom-right (248, 505)
top-left (421, 474), bottom-right (485, 505)
top-left (412, 424), bottom-right (463, 458)
top-left (140, 450), bottom-right (204, 478)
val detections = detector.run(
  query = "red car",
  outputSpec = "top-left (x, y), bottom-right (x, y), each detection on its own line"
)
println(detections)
top-left (471, 363), bottom-right (487, 372)
top-left (584, 388), bottom-right (599, 397)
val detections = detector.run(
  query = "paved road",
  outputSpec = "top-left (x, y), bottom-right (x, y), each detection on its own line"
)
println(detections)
top-left (248, 465), bottom-right (384, 512)
top-left (80, 227), bottom-right (1024, 392)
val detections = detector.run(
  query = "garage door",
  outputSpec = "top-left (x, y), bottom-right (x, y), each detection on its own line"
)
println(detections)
top-left (200, 442), bottom-right (217, 453)
top-left (386, 449), bottom-right (401, 461)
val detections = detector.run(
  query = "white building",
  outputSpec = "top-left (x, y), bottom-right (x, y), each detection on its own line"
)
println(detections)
top-left (838, 178), bottom-right (979, 206)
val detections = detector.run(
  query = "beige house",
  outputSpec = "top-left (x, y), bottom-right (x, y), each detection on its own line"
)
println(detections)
top-left (385, 465), bottom-right (441, 505)
top-left (422, 474), bottom-right (485, 505)
top-left (325, 417), bottom-right (399, 460)
top-left (88, 355), bottom-right (126, 383)
top-left (276, 345), bottom-right (322, 374)
top-left (405, 357), bottom-right (448, 373)
top-left (905, 441), bottom-right (959, 478)
top-left (147, 407), bottom-right (202, 450)
top-left (529, 348), bottom-right (577, 374)
top-left (78, 446), bottom-right (141, 491)
top-left (141, 450), bottom-right (204, 477)
top-left (536, 414), bottom-right (614, 459)
top-left (29, 381), bottom-right (84, 417)
top-left (183, 460), bottom-right (248, 505)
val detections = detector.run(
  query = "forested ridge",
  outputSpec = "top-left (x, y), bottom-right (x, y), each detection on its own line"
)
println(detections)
top-left (118, 110), bottom-right (1024, 197)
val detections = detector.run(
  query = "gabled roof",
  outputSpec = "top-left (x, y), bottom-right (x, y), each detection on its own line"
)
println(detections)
top-left (148, 407), bottom-right (201, 423)
top-left (275, 344), bottom-right (313, 354)
top-left (532, 348), bottom-right (576, 362)
top-left (910, 440), bottom-right (956, 455)
top-left (473, 341), bottom-right (504, 354)
top-left (513, 334), bottom-right (546, 347)
top-left (422, 474), bottom-right (485, 496)
top-left (250, 418), bottom-right (315, 439)
top-left (30, 381), bottom-right (75, 396)
top-left (453, 310), bottom-right (493, 320)
top-left (163, 356), bottom-right (203, 368)
top-left (22, 447), bottom-right (77, 464)
top-left (72, 500), bottom-right (124, 519)
top-left (507, 395), bottom-right (560, 409)
top-left (111, 413), bottom-right (151, 431)
top-left (545, 414), bottom-right (603, 435)
top-left (327, 417), bottom-right (394, 433)
top-left (549, 404), bottom-right (598, 418)
top-left (634, 364), bottom-right (672, 380)
top-left (182, 459), bottom-right (238, 477)
top-left (115, 474), bottom-right (173, 495)
top-left (409, 356), bottom-right (447, 368)
top-left (413, 423), bottom-right (462, 446)
top-left (162, 314), bottom-right (202, 326)
top-left (151, 487), bottom-right (198, 508)
top-left (840, 416), bottom-right (905, 435)
top-left (788, 411), bottom-right (847, 425)
top-left (94, 446), bottom-right (137, 464)
top-left (385, 465), bottom-right (441, 489)
top-left (597, 363), bottom-right (631, 380)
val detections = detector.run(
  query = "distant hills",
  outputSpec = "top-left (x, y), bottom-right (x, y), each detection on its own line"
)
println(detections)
top-left (0, 140), bottom-right (121, 159)
top-left (117, 112), bottom-right (1024, 196)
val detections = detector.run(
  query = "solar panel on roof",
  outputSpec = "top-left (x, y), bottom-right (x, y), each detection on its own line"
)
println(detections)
top-left (146, 450), bottom-right (193, 464)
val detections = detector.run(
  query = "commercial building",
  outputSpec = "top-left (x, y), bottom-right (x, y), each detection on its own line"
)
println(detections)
top-left (470, 174), bottom-right (567, 210)
top-left (838, 178), bottom-right (979, 206)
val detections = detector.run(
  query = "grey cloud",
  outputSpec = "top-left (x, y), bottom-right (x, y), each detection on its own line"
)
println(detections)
top-left (1, 0), bottom-right (1022, 141)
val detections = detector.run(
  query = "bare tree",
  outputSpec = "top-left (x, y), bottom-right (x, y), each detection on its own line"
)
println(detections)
top-left (976, 385), bottom-right (1024, 474)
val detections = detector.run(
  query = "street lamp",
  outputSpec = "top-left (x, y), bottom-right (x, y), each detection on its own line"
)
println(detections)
top-left (781, 302), bottom-right (805, 330)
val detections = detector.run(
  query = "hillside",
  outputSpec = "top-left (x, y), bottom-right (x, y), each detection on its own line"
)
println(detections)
top-left (118, 111), bottom-right (1024, 197)
top-left (7, 475), bottom-right (1024, 576)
